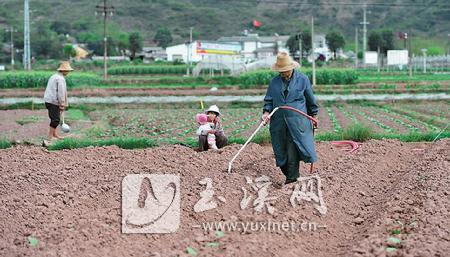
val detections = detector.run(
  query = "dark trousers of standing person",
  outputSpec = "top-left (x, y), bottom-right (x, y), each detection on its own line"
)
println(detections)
top-left (280, 128), bottom-right (301, 184)
top-left (198, 134), bottom-right (228, 151)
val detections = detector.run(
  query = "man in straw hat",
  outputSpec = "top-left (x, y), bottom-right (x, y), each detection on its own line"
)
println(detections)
top-left (42, 61), bottom-right (74, 146)
top-left (262, 52), bottom-right (319, 185)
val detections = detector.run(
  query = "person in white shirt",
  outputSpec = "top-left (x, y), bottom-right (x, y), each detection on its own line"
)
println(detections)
top-left (42, 61), bottom-right (73, 146)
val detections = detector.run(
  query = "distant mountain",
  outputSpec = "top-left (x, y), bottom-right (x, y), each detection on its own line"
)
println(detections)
top-left (1, 0), bottom-right (449, 46)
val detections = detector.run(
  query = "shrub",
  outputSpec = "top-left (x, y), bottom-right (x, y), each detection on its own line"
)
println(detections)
top-left (0, 72), bottom-right (101, 88)
top-left (238, 69), bottom-right (358, 88)
top-left (341, 123), bottom-right (374, 142)
top-left (0, 138), bottom-right (12, 149)
top-left (108, 65), bottom-right (188, 75)
top-left (48, 137), bottom-right (159, 150)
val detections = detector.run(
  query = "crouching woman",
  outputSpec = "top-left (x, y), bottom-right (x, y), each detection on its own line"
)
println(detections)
top-left (198, 105), bottom-right (228, 151)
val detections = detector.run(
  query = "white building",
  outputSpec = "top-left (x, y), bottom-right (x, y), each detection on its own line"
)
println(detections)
top-left (217, 33), bottom-right (289, 62)
top-left (138, 46), bottom-right (167, 62)
top-left (165, 41), bottom-right (202, 63)
top-left (313, 34), bottom-right (332, 61)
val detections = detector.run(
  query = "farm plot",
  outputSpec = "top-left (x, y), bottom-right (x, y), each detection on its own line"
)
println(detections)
top-left (80, 101), bottom-right (447, 144)
top-left (1, 101), bottom-right (447, 147)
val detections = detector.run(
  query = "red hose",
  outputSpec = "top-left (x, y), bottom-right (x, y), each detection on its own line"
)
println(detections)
top-left (331, 140), bottom-right (361, 153)
top-left (278, 105), bottom-right (319, 127)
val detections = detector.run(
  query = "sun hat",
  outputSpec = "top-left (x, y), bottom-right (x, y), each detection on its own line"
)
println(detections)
top-left (205, 105), bottom-right (221, 116)
top-left (271, 52), bottom-right (300, 72)
top-left (196, 113), bottom-right (208, 124)
top-left (57, 61), bottom-right (74, 71)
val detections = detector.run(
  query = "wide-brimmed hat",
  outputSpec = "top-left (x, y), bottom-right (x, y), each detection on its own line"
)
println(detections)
top-left (271, 52), bottom-right (299, 72)
top-left (57, 61), bottom-right (74, 71)
top-left (205, 105), bottom-right (221, 116)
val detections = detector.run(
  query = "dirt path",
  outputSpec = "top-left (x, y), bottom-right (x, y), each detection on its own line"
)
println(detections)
top-left (0, 140), bottom-right (448, 256)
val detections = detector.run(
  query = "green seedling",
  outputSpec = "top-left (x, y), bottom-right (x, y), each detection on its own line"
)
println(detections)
top-left (186, 246), bottom-right (197, 256)
top-left (205, 242), bottom-right (220, 247)
top-left (215, 230), bottom-right (225, 238)
top-left (387, 237), bottom-right (401, 244)
top-left (386, 247), bottom-right (397, 252)
top-left (28, 236), bottom-right (38, 247)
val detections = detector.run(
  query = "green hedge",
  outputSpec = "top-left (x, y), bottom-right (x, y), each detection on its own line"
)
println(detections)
top-left (239, 69), bottom-right (358, 88)
top-left (108, 65), bottom-right (189, 75)
top-left (0, 72), bottom-right (101, 88)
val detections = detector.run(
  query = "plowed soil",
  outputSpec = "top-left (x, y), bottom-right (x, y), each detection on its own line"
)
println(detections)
top-left (0, 139), bottom-right (448, 257)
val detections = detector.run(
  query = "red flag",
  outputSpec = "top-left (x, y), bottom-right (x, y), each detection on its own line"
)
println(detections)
top-left (252, 20), bottom-right (262, 28)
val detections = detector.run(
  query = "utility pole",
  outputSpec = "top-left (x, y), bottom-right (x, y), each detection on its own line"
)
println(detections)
top-left (186, 27), bottom-right (193, 76)
top-left (421, 48), bottom-right (427, 73)
top-left (311, 16), bottom-right (316, 86)
top-left (297, 33), bottom-right (302, 65)
top-left (408, 32), bottom-right (413, 77)
top-left (355, 27), bottom-right (358, 69)
top-left (6, 26), bottom-right (17, 69)
top-left (360, 5), bottom-right (369, 67)
top-left (96, 0), bottom-right (114, 80)
top-left (23, 0), bottom-right (31, 70)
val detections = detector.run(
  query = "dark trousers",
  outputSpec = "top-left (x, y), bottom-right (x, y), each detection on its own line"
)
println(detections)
top-left (45, 102), bottom-right (60, 128)
top-left (280, 128), bottom-right (301, 182)
top-left (198, 134), bottom-right (227, 151)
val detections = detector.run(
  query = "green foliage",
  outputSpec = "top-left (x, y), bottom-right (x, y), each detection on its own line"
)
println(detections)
top-left (341, 123), bottom-right (374, 142)
top-left (286, 29), bottom-right (312, 56)
top-left (238, 69), bottom-right (358, 88)
top-left (48, 137), bottom-right (159, 150)
top-left (325, 31), bottom-right (346, 59)
top-left (0, 139), bottom-right (12, 149)
top-left (108, 65), bottom-right (188, 75)
top-left (16, 116), bottom-right (40, 125)
top-left (0, 72), bottom-right (101, 88)
top-left (128, 32), bottom-right (143, 59)
top-left (239, 70), bottom-right (277, 88)
top-left (63, 44), bottom-right (77, 59)
top-left (154, 27), bottom-right (173, 48)
top-left (368, 29), bottom-right (394, 55)
top-left (251, 128), bottom-right (271, 144)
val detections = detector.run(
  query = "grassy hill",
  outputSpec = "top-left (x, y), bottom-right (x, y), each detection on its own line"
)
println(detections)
top-left (0, 0), bottom-right (449, 55)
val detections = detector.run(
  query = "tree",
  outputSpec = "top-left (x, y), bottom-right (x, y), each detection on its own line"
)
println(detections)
top-left (31, 23), bottom-right (64, 59)
top-left (325, 31), bottom-right (345, 59)
top-left (128, 32), bottom-right (143, 60)
top-left (50, 21), bottom-right (72, 35)
top-left (368, 29), bottom-right (394, 55)
top-left (63, 44), bottom-right (76, 59)
top-left (286, 29), bottom-right (311, 58)
top-left (154, 27), bottom-right (173, 48)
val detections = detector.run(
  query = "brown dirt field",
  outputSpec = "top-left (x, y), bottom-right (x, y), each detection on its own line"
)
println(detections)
top-left (0, 140), bottom-right (448, 257)
top-left (0, 109), bottom-right (48, 143)
top-left (0, 109), bottom-right (93, 144)
top-left (316, 108), bottom-right (334, 133)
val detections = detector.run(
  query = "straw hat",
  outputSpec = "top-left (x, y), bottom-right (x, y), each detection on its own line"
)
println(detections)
top-left (271, 52), bottom-right (299, 72)
top-left (57, 61), bottom-right (74, 71)
top-left (205, 105), bottom-right (221, 116)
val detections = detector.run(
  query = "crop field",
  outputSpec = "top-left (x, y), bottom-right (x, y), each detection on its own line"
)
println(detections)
top-left (0, 65), bottom-right (449, 256)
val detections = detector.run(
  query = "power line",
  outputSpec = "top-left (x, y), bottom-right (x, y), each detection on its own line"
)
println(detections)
top-left (207, 0), bottom-right (450, 9)
top-left (95, 0), bottom-right (115, 80)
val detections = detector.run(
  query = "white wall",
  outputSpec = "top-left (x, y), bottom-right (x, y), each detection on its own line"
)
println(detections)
top-left (166, 42), bottom-right (202, 63)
